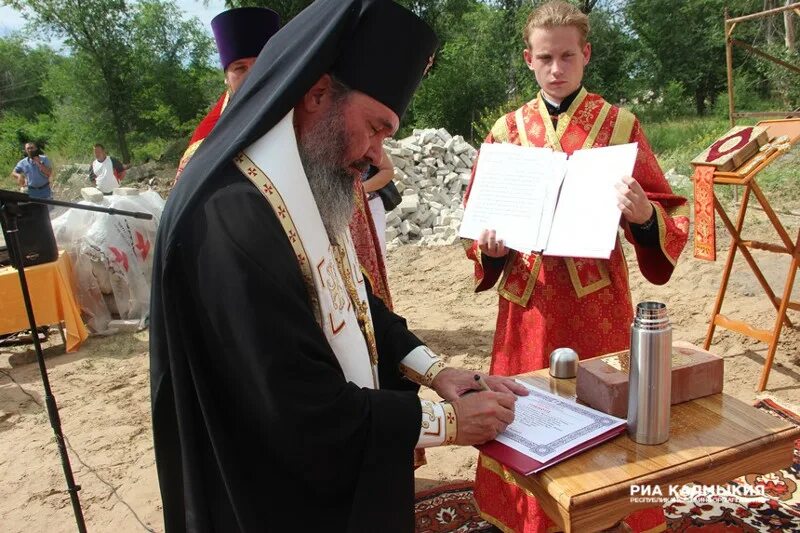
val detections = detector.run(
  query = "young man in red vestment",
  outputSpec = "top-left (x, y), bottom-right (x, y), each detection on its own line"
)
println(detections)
top-left (466, 2), bottom-right (690, 531)
top-left (174, 7), bottom-right (280, 182)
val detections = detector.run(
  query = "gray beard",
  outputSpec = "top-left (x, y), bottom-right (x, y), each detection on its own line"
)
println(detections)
top-left (297, 106), bottom-right (356, 243)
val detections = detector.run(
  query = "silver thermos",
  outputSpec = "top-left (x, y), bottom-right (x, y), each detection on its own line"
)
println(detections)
top-left (627, 301), bottom-right (672, 445)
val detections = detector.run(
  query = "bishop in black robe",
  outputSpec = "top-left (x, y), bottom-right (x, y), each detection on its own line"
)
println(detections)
top-left (150, 1), bottom-right (443, 531)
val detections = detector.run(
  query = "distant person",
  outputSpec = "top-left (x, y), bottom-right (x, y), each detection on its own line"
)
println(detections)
top-left (362, 147), bottom-right (394, 258)
top-left (464, 2), bottom-right (691, 532)
top-left (88, 143), bottom-right (126, 194)
top-left (174, 7), bottom-right (281, 182)
top-left (12, 142), bottom-right (53, 200)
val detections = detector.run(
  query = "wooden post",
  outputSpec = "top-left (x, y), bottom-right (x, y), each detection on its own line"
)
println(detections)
top-left (724, 10), bottom-right (739, 203)
top-left (726, 11), bottom-right (736, 129)
top-left (758, 229), bottom-right (800, 391)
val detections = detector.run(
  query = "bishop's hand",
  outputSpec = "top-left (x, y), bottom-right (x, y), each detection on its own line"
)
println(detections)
top-left (451, 391), bottom-right (516, 445)
top-left (431, 367), bottom-right (528, 402)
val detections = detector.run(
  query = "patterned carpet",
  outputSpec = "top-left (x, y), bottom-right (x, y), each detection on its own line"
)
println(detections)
top-left (413, 399), bottom-right (800, 533)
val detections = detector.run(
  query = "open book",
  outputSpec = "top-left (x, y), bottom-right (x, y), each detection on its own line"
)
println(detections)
top-left (476, 381), bottom-right (626, 475)
top-left (458, 142), bottom-right (639, 259)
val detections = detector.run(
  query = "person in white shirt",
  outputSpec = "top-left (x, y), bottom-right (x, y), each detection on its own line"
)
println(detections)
top-left (88, 143), bottom-right (126, 194)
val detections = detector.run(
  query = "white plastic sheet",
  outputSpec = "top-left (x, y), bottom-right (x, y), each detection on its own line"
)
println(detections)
top-left (51, 190), bottom-right (165, 334)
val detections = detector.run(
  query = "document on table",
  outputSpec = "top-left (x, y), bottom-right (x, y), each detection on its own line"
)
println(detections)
top-left (458, 142), bottom-right (638, 259)
top-left (477, 380), bottom-right (626, 473)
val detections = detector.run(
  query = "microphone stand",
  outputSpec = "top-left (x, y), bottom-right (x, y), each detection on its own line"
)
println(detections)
top-left (0, 189), bottom-right (153, 533)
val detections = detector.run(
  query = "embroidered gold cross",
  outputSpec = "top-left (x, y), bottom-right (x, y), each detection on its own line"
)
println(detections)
top-left (332, 244), bottom-right (379, 366)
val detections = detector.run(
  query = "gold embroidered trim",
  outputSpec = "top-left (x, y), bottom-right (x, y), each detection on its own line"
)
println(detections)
top-left (420, 400), bottom-right (442, 437)
top-left (360, 265), bottom-right (376, 294)
top-left (610, 107), bottom-right (635, 146)
top-left (537, 87), bottom-right (588, 150)
top-left (490, 116), bottom-right (510, 143)
top-left (473, 244), bottom-right (485, 288)
top-left (442, 402), bottom-right (457, 445)
top-left (178, 139), bottom-right (203, 168)
top-left (220, 91), bottom-right (230, 112)
top-left (400, 358), bottom-right (445, 387)
top-left (478, 455), bottom-right (537, 498)
top-left (332, 244), bottom-right (379, 366)
top-left (515, 107), bottom-right (530, 147)
top-left (653, 203), bottom-right (677, 266)
top-left (425, 360), bottom-right (447, 386)
top-left (478, 512), bottom-right (516, 533)
top-left (498, 252), bottom-right (542, 307)
top-left (565, 257), bottom-right (612, 298)
top-left (233, 152), bottom-right (321, 324)
top-left (581, 102), bottom-right (612, 149)
top-left (667, 203), bottom-right (690, 218)
top-left (619, 235), bottom-right (630, 287)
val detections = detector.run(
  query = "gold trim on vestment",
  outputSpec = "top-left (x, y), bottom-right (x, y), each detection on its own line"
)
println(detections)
top-left (668, 203), bottom-right (690, 218)
top-left (582, 102), bottom-right (612, 149)
top-left (498, 252), bottom-right (542, 307)
top-left (479, 455), bottom-right (538, 499)
top-left (515, 107), bottom-right (531, 147)
top-left (490, 116), bottom-right (511, 142)
top-left (653, 203), bottom-right (677, 267)
top-left (537, 87), bottom-right (588, 149)
top-left (178, 139), bottom-right (202, 169)
top-left (420, 400), bottom-right (442, 437)
top-left (478, 511), bottom-right (516, 533)
top-left (442, 402), bottom-right (457, 445)
top-left (332, 244), bottom-right (379, 367)
top-left (610, 107), bottom-right (635, 146)
top-left (233, 152), bottom-right (322, 325)
top-left (565, 257), bottom-right (612, 298)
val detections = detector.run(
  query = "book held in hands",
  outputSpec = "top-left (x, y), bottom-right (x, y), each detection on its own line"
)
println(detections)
top-left (459, 142), bottom-right (639, 259)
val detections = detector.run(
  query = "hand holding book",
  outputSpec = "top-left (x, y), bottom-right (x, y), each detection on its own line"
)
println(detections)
top-left (459, 142), bottom-right (639, 259)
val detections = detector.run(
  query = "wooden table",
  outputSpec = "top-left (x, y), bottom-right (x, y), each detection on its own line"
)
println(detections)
top-left (487, 367), bottom-right (800, 533)
top-left (0, 251), bottom-right (89, 352)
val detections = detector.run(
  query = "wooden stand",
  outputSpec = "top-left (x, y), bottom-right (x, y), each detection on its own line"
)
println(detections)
top-left (703, 119), bottom-right (800, 392)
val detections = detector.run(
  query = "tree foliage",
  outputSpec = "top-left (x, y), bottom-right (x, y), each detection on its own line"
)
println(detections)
top-left (1, 0), bottom-right (216, 163)
top-left (626, 0), bottom-right (764, 115)
top-left (1, 0), bottom-right (795, 171)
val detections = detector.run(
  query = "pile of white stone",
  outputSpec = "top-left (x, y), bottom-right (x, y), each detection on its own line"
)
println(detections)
top-left (383, 128), bottom-right (477, 248)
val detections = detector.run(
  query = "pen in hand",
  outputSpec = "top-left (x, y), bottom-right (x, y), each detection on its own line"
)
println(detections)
top-left (474, 374), bottom-right (491, 392)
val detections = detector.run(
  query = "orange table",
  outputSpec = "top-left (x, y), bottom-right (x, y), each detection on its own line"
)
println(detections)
top-left (0, 251), bottom-right (89, 352)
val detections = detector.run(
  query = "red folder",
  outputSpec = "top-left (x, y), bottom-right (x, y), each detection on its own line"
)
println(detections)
top-left (476, 424), bottom-right (627, 476)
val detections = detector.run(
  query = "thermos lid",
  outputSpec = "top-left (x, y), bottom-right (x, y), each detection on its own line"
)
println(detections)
top-left (549, 347), bottom-right (578, 379)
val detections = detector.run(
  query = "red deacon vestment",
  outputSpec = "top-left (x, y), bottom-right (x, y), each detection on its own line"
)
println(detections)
top-left (466, 89), bottom-right (690, 533)
top-left (174, 91), bottom-right (230, 183)
top-left (349, 180), bottom-right (393, 309)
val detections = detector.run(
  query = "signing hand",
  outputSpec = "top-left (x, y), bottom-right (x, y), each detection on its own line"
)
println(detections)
top-left (451, 391), bottom-right (516, 445)
top-left (431, 367), bottom-right (529, 402)
top-left (615, 176), bottom-right (653, 225)
top-left (478, 229), bottom-right (508, 258)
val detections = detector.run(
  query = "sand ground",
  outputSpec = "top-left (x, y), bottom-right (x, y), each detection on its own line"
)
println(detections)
top-left (1, 200), bottom-right (799, 532)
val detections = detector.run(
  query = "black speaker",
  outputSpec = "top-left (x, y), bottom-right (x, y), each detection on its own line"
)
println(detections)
top-left (4, 203), bottom-right (58, 268)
